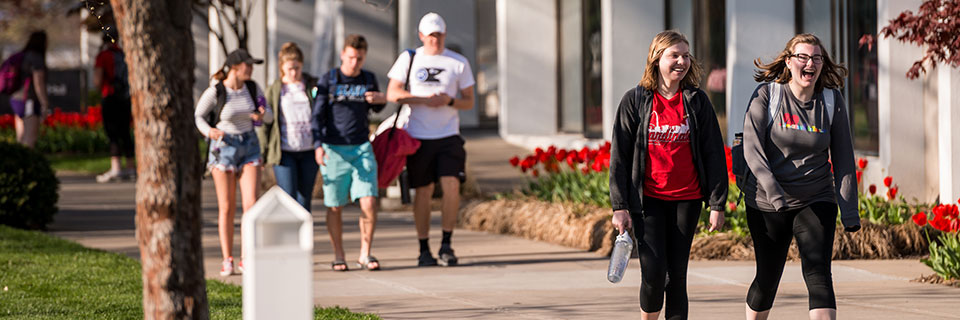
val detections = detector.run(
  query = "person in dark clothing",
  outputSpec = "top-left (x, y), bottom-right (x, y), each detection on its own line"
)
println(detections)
top-left (609, 30), bottom-right (728, 320)
top-left (8, 31), bottom-right (50, 148)
top-left (312, 34), bottom-right (387, 271)
top-left (742, 33), bottom-right (860, 320)
top-left (95, 28), bottom-right (135, 183)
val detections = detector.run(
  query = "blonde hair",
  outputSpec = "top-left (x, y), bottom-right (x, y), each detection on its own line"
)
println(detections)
top-left (753, 33), bottom-right (847, 91)
top-left (278, 42), bottom-right (304, 78)
top-left (639, 30), bottom-right (702, 91)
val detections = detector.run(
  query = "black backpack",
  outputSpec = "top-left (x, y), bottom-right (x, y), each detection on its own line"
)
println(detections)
top-left (109, 48), bottom-right (129, 99)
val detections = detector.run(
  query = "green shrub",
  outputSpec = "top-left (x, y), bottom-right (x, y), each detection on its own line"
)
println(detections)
top-left (0, 142), bottom-right (59, 229)
top-left (34, 125), bottom-right (110, 154)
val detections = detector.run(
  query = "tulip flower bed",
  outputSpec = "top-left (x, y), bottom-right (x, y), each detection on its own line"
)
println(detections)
top-left (912, 202), bottom-right (960, 283)
top-left (0, 107), bottom-right (109, 154)
top-left (460, 144), bottom-right (935, 260)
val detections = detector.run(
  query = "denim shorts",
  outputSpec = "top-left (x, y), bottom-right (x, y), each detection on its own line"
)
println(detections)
top-left (320, 142), bottom-right (378, 207)
top-left (207, 130), bottom-right (261, 172)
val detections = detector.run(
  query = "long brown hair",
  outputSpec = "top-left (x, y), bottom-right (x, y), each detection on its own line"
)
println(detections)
top-left (753, 33), bottom-right (847, 92)
top-left (278, 42), bottom-right (304, 78)
top-left (639, 30), bottom-right (702, 91)
top-left (211, 64), bottom-right (228, 81)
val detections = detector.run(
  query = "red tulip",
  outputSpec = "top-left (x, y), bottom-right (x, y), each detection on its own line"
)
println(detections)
top-left (538, 152), bottom-right (550, 163)
top-left (857, 158), bottom-right (868, 170)
top-left (532, 169), bottom-right (539, 177)
top-left (581, 166), bottom-right (590, 175)
top-left (534, 147), bottom-right (544, 156)
top-left (556, 149), bottom-right (567, 161)
top-left (883, 176), bottom-right (893, 188)
top-left (868, 184), bottom-right (876, 195)
top-left (578, 148), bottom-right (589, 162)
top-left (727, 202), bottom-right (737, 212)
top-left (591, 159), bottom-right (602, 172)
top-left (887, 186), bottom-right (898, 200)
top-left (509, 156), bottom-right (520, 167)
top-left (912, 212), bottom-right (927, 227)
top-left (856, 171), bottom-right (862, 183)
top-left (566, 153), bottom-right (577, 168)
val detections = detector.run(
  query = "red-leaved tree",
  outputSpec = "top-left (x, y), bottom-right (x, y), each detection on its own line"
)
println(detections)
top-left (877, 0), bottom-right (960, 79)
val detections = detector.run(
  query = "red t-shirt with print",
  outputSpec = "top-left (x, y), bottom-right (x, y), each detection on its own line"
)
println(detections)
top-left (643, 91), bottom-right (702, 200)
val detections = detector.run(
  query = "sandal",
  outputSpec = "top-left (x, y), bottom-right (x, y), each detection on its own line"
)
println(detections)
top-left (357, 256), bottom-right (381, 271)
top-left (331, 260), bottom-right (349, 272)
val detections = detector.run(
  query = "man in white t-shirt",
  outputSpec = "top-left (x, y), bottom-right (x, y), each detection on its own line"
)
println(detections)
top-left (386, 12), bottom-right (475, 267)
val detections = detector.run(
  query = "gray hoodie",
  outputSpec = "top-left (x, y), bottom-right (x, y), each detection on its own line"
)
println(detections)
top-left (742, 83), bottom-right (860, 229)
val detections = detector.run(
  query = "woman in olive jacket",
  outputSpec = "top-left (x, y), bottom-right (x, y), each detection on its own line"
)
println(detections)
top-left (608, 30), bottom-right (727, 320)
top-left (257, 42), bottom-right (320, 211)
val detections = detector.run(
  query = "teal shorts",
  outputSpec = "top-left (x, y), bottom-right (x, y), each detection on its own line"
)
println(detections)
top-left (320, 142), bottom-right (378, 207)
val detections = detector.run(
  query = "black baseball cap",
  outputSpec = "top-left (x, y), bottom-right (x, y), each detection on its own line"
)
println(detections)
top-left (225, 49), bottom-right (264, 66)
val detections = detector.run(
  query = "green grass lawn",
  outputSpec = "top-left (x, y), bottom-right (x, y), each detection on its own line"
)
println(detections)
top-left (0, 225), bottom-right (379, 319)
top-left (45, 153), bottom-right (112, 175)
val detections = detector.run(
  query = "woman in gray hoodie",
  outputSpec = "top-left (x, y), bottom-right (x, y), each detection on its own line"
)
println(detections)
top-left (742, 33), bottom-right (860, 320)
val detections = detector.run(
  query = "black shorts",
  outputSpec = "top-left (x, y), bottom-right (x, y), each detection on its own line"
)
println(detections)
top-left (406, 135), bottom-right (466, 188)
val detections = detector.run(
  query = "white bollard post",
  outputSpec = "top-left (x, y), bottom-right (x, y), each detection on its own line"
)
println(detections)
top-left (242, 186), bottom-right (313, 320)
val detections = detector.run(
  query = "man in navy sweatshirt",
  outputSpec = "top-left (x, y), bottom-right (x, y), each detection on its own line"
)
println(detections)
top-left (312, 34), bottom-right (387, 271)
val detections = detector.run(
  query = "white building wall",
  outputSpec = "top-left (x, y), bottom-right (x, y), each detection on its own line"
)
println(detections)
top-left (877, 0), bottom-right (926, 201)
top-left (601, 0), bottom-right (664, 141)
top-left (725, 0), bottom-right (795, 143)
top-left (496, 0), bottom-right (557, 137)
top-left (938, 66), bottom-right (960, 203)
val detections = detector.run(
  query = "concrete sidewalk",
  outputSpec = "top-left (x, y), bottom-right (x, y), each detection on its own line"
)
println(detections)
top-left (48, 131), bottom-right (960, 319)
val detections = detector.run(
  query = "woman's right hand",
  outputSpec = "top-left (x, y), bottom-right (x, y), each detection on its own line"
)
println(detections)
top-left (208, 128), bottom-right (224, 141)
top-left (612, 210), bottom-right (632, 235)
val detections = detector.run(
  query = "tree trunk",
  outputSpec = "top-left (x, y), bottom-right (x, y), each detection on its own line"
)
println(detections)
top-left (110, 1), bottom-right (208, 318)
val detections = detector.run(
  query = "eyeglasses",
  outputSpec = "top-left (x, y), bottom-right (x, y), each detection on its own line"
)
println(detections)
top-left (791, 53), bottom-right (823, 65)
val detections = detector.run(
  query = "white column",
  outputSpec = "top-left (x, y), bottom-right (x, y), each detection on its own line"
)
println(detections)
top-left (939, 66), bottom-right (960, 203)
top-left (877, 0), bottom-right (924, 199)
top-left (266, 0), bottom-right (278, 82)
top-left (725, 0), bottom-right (794, 143)
top-left (311, 0), bottom-right (342, 76)
top-left (496, 0), bottom-right (557, 137)
top-left (248, 0), bottom-right (268, 86)
top-left (601, 0), bottom-right (663, 141)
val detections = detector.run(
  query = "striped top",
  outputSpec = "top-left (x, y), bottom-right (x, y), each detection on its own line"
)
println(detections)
top-left (194, 82), bottom-right (273, 136)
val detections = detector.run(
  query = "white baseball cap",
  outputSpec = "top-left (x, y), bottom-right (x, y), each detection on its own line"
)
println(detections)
top-left (418, 12), bottom-right (446, 35)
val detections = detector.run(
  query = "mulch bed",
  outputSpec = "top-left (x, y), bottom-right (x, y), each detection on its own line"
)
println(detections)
top-left (912, 274), bottom-right (960, 288)
top-left (460, 197), bottom-right (932, 260)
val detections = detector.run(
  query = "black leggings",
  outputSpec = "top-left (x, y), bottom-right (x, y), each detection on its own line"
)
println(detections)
top-left (631, 196), bottom-right (702, 319)
top-left (746, 201), bottom-right (837, 311)
top-left (102, 95), bottom-right (134, 158)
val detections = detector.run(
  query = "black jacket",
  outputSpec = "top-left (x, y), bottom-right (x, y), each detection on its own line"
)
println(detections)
top-left (609, 85), bottom-right (728, 213)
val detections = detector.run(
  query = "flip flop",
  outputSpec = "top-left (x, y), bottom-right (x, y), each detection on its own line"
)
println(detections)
top-left (331, 260), bottom-right (349, 272)
top-left (356, 256), bottom-right (381, 271)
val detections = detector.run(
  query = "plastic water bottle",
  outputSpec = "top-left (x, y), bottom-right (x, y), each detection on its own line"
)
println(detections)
top-left (607, 232), bottom-right (634, 283)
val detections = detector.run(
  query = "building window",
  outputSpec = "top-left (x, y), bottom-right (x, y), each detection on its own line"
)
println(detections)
top-left (693, 0), bottom-right (727, 142)
top-left (582, 0), bottom-right (603, 138)
top-left (558, 0), bottom-right (584, 133)
top-left (847, 0), bottom-right (879, 153)
top-left (799, 0), bottom-right (879, 153)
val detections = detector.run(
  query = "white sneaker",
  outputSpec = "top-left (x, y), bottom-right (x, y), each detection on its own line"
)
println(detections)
top-left (96, 170), bottom-right (121, 183)
top-left (220, 257), bottom-right (234, 276)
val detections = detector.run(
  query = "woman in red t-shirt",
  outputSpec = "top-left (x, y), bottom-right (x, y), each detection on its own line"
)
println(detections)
top-left (609, 30), bottom-right (729, 320)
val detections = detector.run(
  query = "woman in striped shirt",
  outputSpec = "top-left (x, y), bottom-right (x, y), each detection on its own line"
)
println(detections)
top-left (195, 49), bottom-right (273, 277)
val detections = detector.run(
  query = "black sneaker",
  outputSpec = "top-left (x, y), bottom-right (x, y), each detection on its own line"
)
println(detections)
top-left (417, 251), bottom-right (438, 267)
top-left (438, 248), bottom-right (458, 267)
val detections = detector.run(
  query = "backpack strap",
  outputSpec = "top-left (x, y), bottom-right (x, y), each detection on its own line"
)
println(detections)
top-left (823, 88), bottom-right (835, 125)
top-left (212, 82), bottom-right (227, 127)
top-left (389, 49), bottom-right (417, 137)
top-left (767, 82), bottom-right (782, 127)
top-left (244, 80), bottom-right (259, 110)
